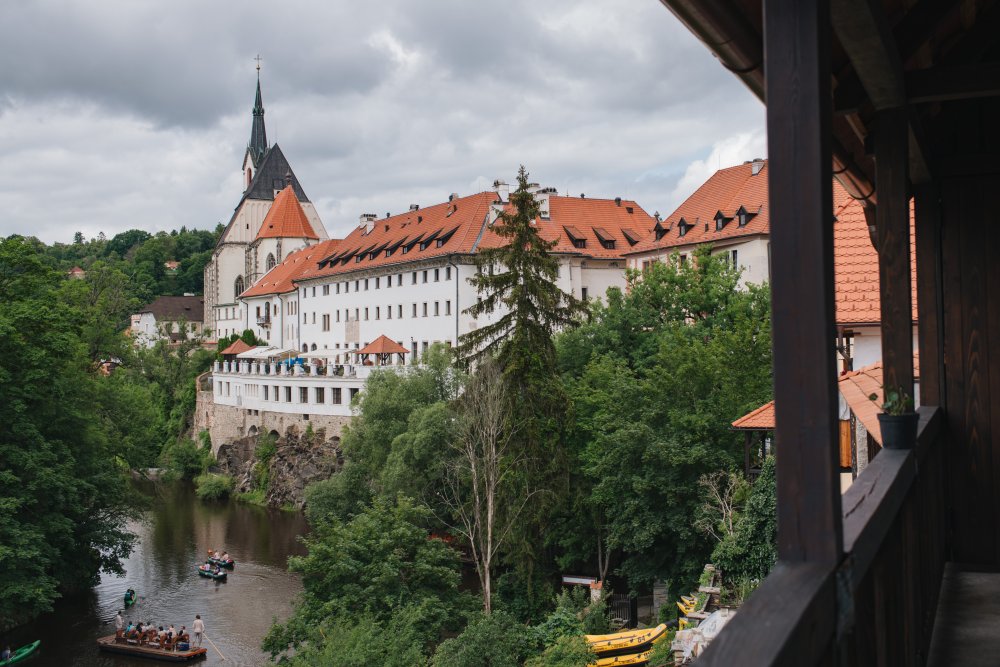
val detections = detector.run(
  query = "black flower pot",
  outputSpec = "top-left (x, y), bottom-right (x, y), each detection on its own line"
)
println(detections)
top-left (878, 413), bottom-right (919, 450)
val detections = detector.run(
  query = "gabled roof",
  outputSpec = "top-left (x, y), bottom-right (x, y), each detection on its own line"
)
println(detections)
top-left (357, 335), bottom-right (409, 355)
top-left (478, 195), bottom-right (656, 259)
top-left (241, 239), bottom-right (342, 298)
top-left (243, 144), bottom-right (310, 203)
top-left (732, 401), bottom-right (775, 430)
top-left (627, 161), bottom-right (769, 254)
top-left (220, 339), bottom-right (255, 356)
top-left (255, 185), bottom-right (319, 240)
top-left (833, 189), bottom-right (917, 326)
top-left (138, 295), bottom-right (204, 322)
top-left (307, 192), bottom-right (501, 279)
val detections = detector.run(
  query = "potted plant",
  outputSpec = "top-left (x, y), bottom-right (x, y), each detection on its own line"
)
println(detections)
top-left (869, 387), bottom-right (917, 450)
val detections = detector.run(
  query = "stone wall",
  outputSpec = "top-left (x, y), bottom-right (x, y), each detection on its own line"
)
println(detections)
top-left (195, 384), bottom-right (352, 455)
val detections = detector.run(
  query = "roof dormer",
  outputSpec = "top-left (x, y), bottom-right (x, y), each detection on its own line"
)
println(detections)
top-left (714, 210), bottom-right (733, 231)
top-left (677, 218), bottom-right (692, 237)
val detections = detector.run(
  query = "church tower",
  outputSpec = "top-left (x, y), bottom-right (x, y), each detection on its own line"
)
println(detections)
top-left (203, 63), bottom-right (328, 341)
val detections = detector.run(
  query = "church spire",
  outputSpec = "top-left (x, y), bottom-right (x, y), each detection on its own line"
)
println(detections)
top-left (248, 55), bottom-right (268, 169)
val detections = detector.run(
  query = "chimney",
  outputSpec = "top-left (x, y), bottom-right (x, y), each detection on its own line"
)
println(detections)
top-left (493, 179), bottom-right (510, 202)
top-left (409, 204), bottom-right (420, 211)
top-left (448, 193), bottom-right (459, 202)
top-left (615, 197), bottom-right (622, 207)
top-left (751, 158), bottom-right (765, 176)
top-left (526, 182), bottom-right (541, 194)
top-left (359, 213), bottom-right (377, 234)
top-left (534, 189), bottom-right (553, 220)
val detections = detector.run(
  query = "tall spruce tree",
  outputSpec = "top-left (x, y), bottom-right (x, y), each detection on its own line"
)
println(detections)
top-left (458, 166), bottom-right (587, 596)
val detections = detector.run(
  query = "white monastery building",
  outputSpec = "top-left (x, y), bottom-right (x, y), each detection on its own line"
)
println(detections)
top-left (130, 295), bottom-right (205, 348)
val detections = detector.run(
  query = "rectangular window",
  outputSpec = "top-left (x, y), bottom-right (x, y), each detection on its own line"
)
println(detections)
top-left (336, 310), bottom-right (341, 322)
top-left (434, 301), bottom-right (440, 316)
top-left (322, 314), bottom-right (330, 331)
top-left (434, 268), bottom-right (440, 282)
top-left (350, 388), bottom-right (360, 401)
top-left (332, 387), bottom-right (342, 404)
top-left (273, 385), bottom-right (278, 401)
top-left (445, 300), bottom-right (451, 315)
top-left (446, 266), bottom-right (452, 280)
top-left (302, 288), bottom-right (306, 298)
top-left (387, 305), bottom-right (392, 320)
top-left (397, 274), bottom-right (403, 286)
top-left (312, 312), bottom-right (316, 324)
top-left (376, 306), bottom-right (380, 320)
top-left (364, 308), bottom-right (369, 320)
top-left (263, 385), bottom-right (269, 400)
top-left (355, 308), bottom-right (360, 321)
top-left (336, 283), bottom-right (341, 294)
top-left (422, 270), bottom-right (428, 283)
top-left (312, 286), bottom-right (316, 297)
top-left (412, 303), bottom-right (418, 317)
top-left (422, 303), bottom-right (428, 317)
top-left (398, 304), bottom-right (403, 318)
top-left (412, 272), bottom-right (417, 285)
top-left (323, 285), bottom-right (330, 296)
top-left (285, 386), bottom-right (292, 402)
top-left (299, 387), bottom-right (308, 403)
top-left (355, 280), bottom-right (360, 291)
top-left (731, 249), bottom-right (738, 268)
top-left (422, 341), bottom-right (429, 355)
top-left (375, 277), bottom-right (380, 289)
top-left (364, 279), bottom-right (369, 290)
top-left (315, 387), bottom-right (325, 404)
top-left (411, 341), bottom-right (418, 358)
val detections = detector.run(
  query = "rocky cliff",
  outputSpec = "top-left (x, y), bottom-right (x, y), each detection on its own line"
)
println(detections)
top-left (215, 426), bottom-right (342, 508)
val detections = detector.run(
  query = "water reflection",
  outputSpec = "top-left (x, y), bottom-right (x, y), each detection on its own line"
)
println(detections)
top-left (6, 480), bottom-right (308, 667)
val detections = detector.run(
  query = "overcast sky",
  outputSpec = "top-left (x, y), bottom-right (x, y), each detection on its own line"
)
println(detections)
top-left (0, 0), bottom-right (765, 244)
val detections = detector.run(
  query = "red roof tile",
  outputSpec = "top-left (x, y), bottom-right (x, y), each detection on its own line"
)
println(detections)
top-left (732, 400), bottom-right (775, 429)
top-left (838, 356), bottom-right (921, 445)
top-left (357, 335), bottom-right (409, 355)
top-left (833, 189), bottom-right (917, 325)
top-left (255, 185), bottom-right (319, 240)
top-left (241, 239), bottom-right (342, 297)
top-left (220, 339), bottom-right (255, 355)
top-left (626, 161), bottom-right (770, 254)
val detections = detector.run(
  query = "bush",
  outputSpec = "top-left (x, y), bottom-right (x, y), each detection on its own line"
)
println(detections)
top-left (161, 437), bottom-right (213, 480)
top-left (525, 635), bottom-right (594, 667)
top-left (432, 611), bottom-right (535, 667)
top-left (195, 473), bottom-right (235, 501)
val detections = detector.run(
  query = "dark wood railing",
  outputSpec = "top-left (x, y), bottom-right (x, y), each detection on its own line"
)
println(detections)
top-left (699, 406), bottom-right (946, 665)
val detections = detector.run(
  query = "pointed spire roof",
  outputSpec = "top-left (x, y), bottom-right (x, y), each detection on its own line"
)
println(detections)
top-left (247, 74), bottom-right (268, 169)
top-left (255, 184), bottom-right (318, 240)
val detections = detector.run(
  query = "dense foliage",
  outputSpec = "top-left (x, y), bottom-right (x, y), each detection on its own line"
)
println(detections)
top-left (712, 456), bottom-right (778, 585)
top-left (0, 238), bottom-right (136, 629)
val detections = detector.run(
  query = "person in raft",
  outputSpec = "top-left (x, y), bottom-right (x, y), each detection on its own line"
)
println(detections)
top-left (192, 615), bottom-right (205, 647)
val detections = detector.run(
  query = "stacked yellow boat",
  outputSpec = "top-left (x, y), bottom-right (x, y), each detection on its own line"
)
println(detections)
top-left (585, 624), bottom-right (668, 666)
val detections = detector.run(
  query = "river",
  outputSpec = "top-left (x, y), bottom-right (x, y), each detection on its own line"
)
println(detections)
top-left (7, 480), bottom-right (309, 667)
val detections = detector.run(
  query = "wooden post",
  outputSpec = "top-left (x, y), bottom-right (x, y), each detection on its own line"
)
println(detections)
top-left (765, 0), bottom-right (843, 566)
top-left (744, 431), bottom-right (752, 479)
top-left (914, 182), bottom-right (944, 406)
top-left (875, 108), bottom-right (915, 402)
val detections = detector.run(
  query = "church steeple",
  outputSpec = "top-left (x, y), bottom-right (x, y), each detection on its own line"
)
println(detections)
top-left (247, 56), bottom-right (268, 169)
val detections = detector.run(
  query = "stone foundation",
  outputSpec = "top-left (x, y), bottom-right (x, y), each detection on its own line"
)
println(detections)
top-left (195, 386), bottom-right (352, 455)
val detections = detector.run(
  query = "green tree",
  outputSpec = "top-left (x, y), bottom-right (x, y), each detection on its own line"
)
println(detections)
top-left (265, 496), bottom-right (470, 658)
top-left (712, 456), bottom-right (777, 585)
top-left (0, 238), bottom-right (134, 629)
top-left (432, 611), bottom-right (536, 667)
top-left (283, 607), bottom-right (430, 666)
top-left (525, 635), bottom-right (594, 667)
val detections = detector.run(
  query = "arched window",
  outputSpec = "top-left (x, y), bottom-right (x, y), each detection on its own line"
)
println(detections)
top-left (266, 253), bottom-right (276, 271)
top-left (264, 302), bottom-right (270, 318)
top-left (247, 168), bottom-right (252, 188)
top-left (311, 343), bottom-right (317, 351)
top-left (234, 276), bottom-right (245, 299)
top-left (302, 344), bottom-right (308, 353)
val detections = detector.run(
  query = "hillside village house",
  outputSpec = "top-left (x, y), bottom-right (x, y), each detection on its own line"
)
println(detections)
top-left (130, 295), bottom-right (204, 348)
top-left (203, 181), bottom-right (656, 433)
top-left (202, 74), bottom-right (329, 342)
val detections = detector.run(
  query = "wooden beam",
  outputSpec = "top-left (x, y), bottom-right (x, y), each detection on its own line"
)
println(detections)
top-left (914, 183), bottom-right (945, 407)
top-left (907, 63), bottom-right (1000, 104)
top-left (831, 0), bottom-right (906, 110)
top-left (875, 107), bottom-right (915, 403)
top-left (766, 0), bottom-right (843, 566)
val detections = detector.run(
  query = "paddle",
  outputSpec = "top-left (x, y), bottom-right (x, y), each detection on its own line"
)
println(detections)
top-left (204, 633), bottom-right (226, 661)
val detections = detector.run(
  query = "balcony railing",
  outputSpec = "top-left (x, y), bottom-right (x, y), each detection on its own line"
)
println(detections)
top-left (256, 315), bottom-right (270, 327)
top-left (699, 406), bottom-right (946, 665)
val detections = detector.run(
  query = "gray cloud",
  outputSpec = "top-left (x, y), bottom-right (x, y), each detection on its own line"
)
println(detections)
top-left (0, 0), bottom-right (765, 243)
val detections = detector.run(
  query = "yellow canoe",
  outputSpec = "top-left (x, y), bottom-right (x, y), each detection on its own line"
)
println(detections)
top-left (591, 646), bottom-right (655, 666)
top-left (586, 624), bottom-right (667, 655)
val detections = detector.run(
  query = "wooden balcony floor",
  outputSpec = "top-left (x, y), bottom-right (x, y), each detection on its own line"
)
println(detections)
top-left (928, 563), bottom-right (1000, 666)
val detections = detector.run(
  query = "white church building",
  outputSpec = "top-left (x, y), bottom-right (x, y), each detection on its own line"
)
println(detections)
top-left (202, 74), bottom-right (329, 341)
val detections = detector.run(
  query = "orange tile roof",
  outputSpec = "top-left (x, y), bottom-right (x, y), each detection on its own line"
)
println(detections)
top-left (241, 239), bottom-right (342, 297)
top-left (302, 191), bottom-right (655, 281)
top-left (220, 339), bottom-right (255, 355)
top-left (627, 161), bottom-right (770, 254)
top-left (255, 185), bottom-right (319, 240)
top-left (838, 356), bottom-right (921, 445)
top-left (732, 400), bottom-right (775, 429)
top-left (479, 195), bottom-right (656, 259)
top-left (357, 335), bottom-right (409, 355)
top-left (833, 189), bottom-right (917, 326)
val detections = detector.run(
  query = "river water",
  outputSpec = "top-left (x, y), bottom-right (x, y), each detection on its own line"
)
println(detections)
top-left (8, 480), bottom-right (309, 667)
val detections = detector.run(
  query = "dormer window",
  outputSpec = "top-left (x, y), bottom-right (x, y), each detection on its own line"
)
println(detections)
top-left (715, 211), bottom-right (732, 231)
top-left (593, 227), bottom-right (616, 250)
top-left (737, 206), bottom-right (752, 227)
top-left (654, 223), bottom-right (667, 241)
top-left (564, 225), bottom-right (587, 249)
top-left (678, 218), bottom-right (691, 237)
